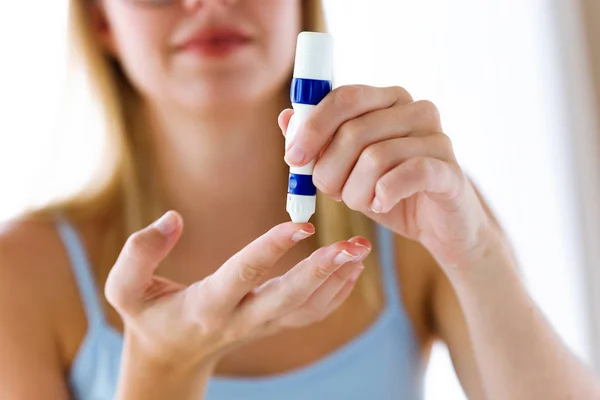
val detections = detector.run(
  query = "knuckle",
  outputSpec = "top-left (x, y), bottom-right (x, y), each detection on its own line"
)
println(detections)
top-left (391, 85), bottom-right (413, 102)
top-left (280, 288), bottom-right (305, 309)
top-left (312, 165), bottom-right (336, 195)
top-left (125, 230), bottom-right (145, 252)
top-left (187, 289), bottom-right (227, 332)
top-left (375, 178), bottom-right (393, 203)
top-left (219, 328), bottom-right (240, 345)
top-left (337, 119), bottom-right (365, 149)
top-left (238, 261), bottom-right (268, 283)
top-left (435, 133), bottom-right (455, 155)
top-left (333, 85), bottom-right (364, 108)
top-left (412, 100), bottom-right (441, 125)
top-left (312, 264), bottom-right (332, 281)
top-left (264, 236), bottom-right (289, 255)
top-left (301, 118), bottom-right (319, 140)
top-left (124, 229), bottom-right (156, 260)
top-left (360, 144), bottom-right (386, 171)
top-left (412, 157), bottom-right (434, 180)
top-left (202, 314), bottom-right (229, 334)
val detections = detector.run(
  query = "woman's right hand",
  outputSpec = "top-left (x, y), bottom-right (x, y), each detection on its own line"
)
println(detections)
top-left (105, 210), bottom-right (371, 374)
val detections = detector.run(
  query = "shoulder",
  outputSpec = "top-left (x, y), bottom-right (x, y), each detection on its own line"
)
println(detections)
top-left (0, 215), bottom-right (73, 371)
top-left (0, 211), bottom-right (111, 282)
top-left (0, 214), bottom-right (82, 327)
top-left (0, 213), bottom-right (98, 398)
top-left (0, 212), bottom-right (108, 362)
top-left (0, 215), bottom-right (67, 298)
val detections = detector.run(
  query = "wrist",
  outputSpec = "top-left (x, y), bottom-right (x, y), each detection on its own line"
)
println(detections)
top-left (123, 328), bottom-right (218, 378)
top-left (444, 222), bottom-right (516, 283)
top-left (116, 330), bottom-right (217, 400)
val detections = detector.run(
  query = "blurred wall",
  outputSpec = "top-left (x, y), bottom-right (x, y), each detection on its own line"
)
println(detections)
top-left (556, 0), bottom-right (600, 371)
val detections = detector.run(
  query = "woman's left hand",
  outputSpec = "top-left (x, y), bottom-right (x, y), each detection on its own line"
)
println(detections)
top-left (279, 84), bottom-right (494, 269)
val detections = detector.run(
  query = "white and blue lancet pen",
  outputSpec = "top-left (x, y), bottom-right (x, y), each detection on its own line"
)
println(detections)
top-left (286, 31), bottom-right (334, 223)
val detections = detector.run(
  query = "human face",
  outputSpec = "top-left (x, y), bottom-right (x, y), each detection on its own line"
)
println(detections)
top-left (95, 0), bottom-right (302, 111)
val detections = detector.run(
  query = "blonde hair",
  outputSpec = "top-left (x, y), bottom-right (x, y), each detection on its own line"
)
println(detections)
top-left (42, 0), bottom-right (382, 309)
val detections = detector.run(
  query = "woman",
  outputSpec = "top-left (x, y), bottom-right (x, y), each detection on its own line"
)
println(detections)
top-left (0, 0), bottom-right (598, 399)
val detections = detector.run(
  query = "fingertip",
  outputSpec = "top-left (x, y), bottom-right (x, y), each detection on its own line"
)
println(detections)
top-left (347, 236), bottom-right (372, 250)
top-left (284, 145), bottom-right (308, 167)
top-left (282, 220), bottom-right (314, 231)
top-left (278, 108), bottom-right (294, 135)
top-left (153, 210), bottom-right (183, 236)
top-left (291, 229), bottom-right (315, 243)
top-left (301, 222), bottom-right (315, 234)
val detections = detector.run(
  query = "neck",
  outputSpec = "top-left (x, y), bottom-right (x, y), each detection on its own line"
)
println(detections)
top-left (139, 91), bottom-right (293, 258)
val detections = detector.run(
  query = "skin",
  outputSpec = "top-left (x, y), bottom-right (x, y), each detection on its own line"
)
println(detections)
top-left (1, 0), bottom-right (599, 399)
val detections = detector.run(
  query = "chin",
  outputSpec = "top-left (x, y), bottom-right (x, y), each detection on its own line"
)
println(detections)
top-left (180, 84), bottom-right (259, 111)
top-left (169, 68), bottom-right (290, 114)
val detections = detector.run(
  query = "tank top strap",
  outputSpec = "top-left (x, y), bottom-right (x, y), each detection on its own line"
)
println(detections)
top-left (55, 215), bottom-right (106, 328)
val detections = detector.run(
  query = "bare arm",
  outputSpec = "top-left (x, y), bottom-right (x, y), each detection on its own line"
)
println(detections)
top-left (432, 189), bottom-right (600, 399)
top-left (0, 247), bottom-right (70, 399)
top-left (430, 263), bottom-right (486, 399)
top-left (442, 225), bottom-right (600, 400)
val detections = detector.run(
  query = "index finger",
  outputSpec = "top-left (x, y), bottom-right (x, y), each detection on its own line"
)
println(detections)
top-left (284, 85), bottom-right (412, 167)
top-left (211, 222), bottom-right (315, 311)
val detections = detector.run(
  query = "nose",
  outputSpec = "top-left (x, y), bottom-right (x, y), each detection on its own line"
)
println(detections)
top-left (182, 0), bottom-right (237, 12)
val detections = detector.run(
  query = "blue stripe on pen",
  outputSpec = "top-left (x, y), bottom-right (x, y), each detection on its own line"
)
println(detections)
top-left (288, 173), bottom-right (317, 196)
top-left (290, 78), bottom-right (332, 106)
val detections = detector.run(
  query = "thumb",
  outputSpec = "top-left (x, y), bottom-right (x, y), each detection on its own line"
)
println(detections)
top-left (105, 210), bottom-right (183, 312)
top-left (278, 108), bottom-right (294, 137)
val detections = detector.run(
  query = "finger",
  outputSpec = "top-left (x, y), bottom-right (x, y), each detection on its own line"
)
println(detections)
top-left (270, 255), bottom-right (367, 329)
top-left (313, 101), bottom-right (444, 197)
top-left (211, 222), bottom-right (315, 312)
top-left (105, 211), bottom-right (183, 312)
top-left (284, 85), bottom-right (413, 167)
top-left (238, 237), bottom-right (371, 324)
top-left (371, 157), bottom-right (464, 214)
top-left (298, 260), bottom-right (367, 322)
top-left (324, 265), bottom-right (364, 312)
top-left (294, 237), bottom-right (369, 316)
top-left (278, 108), bottom-right (294, 137)
top-left (338, 134), bottom-right (453, 212)
top-left (275, 262), bottom-right (366, 328)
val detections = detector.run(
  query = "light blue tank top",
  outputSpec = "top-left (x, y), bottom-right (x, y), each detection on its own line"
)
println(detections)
top-left (56, 218), bottom-right (424, 399)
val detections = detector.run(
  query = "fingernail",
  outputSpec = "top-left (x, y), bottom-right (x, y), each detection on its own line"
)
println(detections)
top-left (291, 229), bottom-right (314, 242)
top-left (332, 194), bottom-right (342, 202)
top-left (349, 265), bottom-right (365, 282)
top-left (370, 197), bottom-right (383, 214)
top-left (355, 243), bottom-right (372, 262)
top-left (333, 250), bottom-right (359, 265)
top-left (154, 211), bottom-right (178, 236)
top-left (285, 144), bottom-right (306, 166)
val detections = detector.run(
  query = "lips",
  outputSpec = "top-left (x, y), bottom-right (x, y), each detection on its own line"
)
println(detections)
top-left (177, 28), bottom-right (251, 57)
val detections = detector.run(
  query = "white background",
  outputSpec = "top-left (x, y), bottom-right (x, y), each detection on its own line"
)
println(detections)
top-left (0, 1), bottom-right (595, 399)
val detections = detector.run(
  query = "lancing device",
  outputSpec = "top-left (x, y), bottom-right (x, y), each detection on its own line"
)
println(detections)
top-left (286, 31), bottom-right (334, 223)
